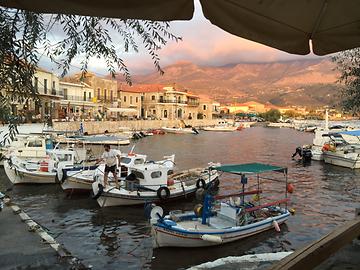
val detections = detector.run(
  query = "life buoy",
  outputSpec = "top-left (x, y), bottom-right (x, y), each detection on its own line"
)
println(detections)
top-left (157, 186), bottom-right (170, 200)
top-left (92, 183), bottom-right (104, 200)
top-left (196, 178), bottom-right (206, 189)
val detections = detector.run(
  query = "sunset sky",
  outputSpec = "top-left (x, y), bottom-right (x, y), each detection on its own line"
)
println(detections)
top-left (40, 0), bottom-right (325, 76)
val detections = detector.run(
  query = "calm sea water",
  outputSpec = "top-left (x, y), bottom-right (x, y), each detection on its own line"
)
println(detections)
top-left (1, 127), bottom-right (359, 269)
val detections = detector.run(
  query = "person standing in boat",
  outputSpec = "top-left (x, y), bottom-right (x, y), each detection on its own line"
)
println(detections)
top-left (97, 145), bottom-right (121, 188)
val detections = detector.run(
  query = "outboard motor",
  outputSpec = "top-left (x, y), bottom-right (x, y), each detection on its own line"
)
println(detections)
top-left (292, 146), bottom-right (312, 164)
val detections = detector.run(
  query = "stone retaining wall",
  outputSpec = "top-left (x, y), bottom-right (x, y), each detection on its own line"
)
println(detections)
top-left (53, 119), bottom-right (225, 134)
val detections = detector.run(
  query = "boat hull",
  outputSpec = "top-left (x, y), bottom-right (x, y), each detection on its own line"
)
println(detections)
top-left (152, 213), bottom-right (289, 248)
top-left (61, 177), bottom-right (93, 192)
top-left (93, 171), bottom-right (219, 207)
top-left (4, 160), bottom-right (56, 184)
top-left (323, 152), bottom-right (360, 169)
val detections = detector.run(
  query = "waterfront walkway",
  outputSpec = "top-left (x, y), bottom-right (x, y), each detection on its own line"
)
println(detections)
top-left (0, 204), bottom-right (69, 269)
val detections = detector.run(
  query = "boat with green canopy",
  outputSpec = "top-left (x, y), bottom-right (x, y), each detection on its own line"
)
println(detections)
top-left (148, 162), bottom-right (292, 248)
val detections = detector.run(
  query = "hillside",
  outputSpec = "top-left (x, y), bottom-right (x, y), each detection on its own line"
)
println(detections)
top-left (118, 58), bottom-right (342, 107)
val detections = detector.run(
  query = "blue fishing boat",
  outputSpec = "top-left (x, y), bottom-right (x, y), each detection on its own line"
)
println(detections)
top-left (149, 163), bottom-right (292, 248)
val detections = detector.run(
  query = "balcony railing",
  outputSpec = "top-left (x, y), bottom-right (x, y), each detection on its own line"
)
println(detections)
top-left (156, 99), bottom-right (199, 106)
top-left (63, 95), bottom-right (93, 102)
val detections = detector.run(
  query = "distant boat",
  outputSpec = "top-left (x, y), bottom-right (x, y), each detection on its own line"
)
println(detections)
top-left (203, 126), bottom-right (238, 132)
top-left (162, 127), bottom-right (199, 134)
top-left (56, 134), bottom-right (130, 145)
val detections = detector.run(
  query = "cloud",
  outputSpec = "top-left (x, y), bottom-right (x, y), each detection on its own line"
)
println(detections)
top-left (39, 0), bottom-right (326, 76)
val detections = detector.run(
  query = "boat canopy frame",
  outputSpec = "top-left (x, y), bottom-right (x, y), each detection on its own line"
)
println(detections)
top-left (211, 162), bottom-right (287, 175)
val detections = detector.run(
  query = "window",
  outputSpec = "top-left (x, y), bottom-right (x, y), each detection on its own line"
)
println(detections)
top-left (110, 90), bottom-right (113, 101)
top-left (134, 158), bottom-right (145, 165)
top-left (104, 89), bottom-right (107, 100)
top-left (133, 171), bottom-right (144, 179)
top-left (120, 157), bottom-right (132, 164)
top-left (44, 79), bottom-right (47, 94)
top-left (203, 105), bottom-right (207, 110)
top-left (52, 81), bottom-right (55, 89)
top-left (151, 95), bottom-right (155, 100)
top-left (164, 110), bottom-right (168, 118)
top-left (141, 96), bottom-right (144, 101)
top-left (88, 92), bottom-right (92, 99)
top-left (34, 77), bottom-right (38, 91)
top-left (130, 96), bottom-right (133, 104)
top-left (124, 96), bottom-right (127, 102)
top-left (151, 171), bottom-right (162, 178)
top-left (97, 88), bottom-right (100, 99)
top-left (153, 110), bottom-right (156, 115)
top-left (136, 97), bottom-right (138, 103)
top-left (28, 140), bottom-right (43, 147)
top-left (83, 91), bottom-right (87, 101)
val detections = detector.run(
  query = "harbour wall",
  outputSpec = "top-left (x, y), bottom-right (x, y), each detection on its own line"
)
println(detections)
top-left (53, 119), bottom-right (223, 134)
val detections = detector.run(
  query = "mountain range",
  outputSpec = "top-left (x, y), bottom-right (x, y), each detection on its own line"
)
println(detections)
top-left (118, 58), bottom-right (343, 107)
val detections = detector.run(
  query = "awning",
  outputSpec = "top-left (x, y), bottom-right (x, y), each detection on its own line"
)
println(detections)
top-left (106, 107), bottom-right (138, 114)
top-left (213, 163), bottom-right (287, 174)
top-left (2, 0), bottom-right (360, 56)
top-left (1, 0), bottom-right (194, 21)
top-left (339, 130), bottom-right (360, 136)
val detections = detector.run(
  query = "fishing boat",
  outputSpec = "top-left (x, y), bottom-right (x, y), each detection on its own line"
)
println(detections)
top-left (162, 127), bottom-right (199, 134)
top-left (4, 148), bottom-right (86, 184)
top-left (149, 163), bottom-right (292, 248)
top-left (55, 134), bottom-right (130, 145)
top-left (92, 161), bottom-right (220, 207)
top-left (0, 135), bottom-right (54, 165)
top-left (59, 152), bottom-right (175, 193)
top-left (322, 140), bottom-right (360, 169)
top-left (203, 122), bottom-right (238, 132)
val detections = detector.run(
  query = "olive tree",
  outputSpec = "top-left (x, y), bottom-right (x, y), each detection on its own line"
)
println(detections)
top-left (0, 7), bottom-right (180, 142)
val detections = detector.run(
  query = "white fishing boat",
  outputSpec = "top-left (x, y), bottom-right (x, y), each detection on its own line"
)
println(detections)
top-left (203, 122), bottom-right (238, 132)
top-left (59, 152), bottom-right (174, 193)
top-left (203, 126), bottom-right (237, 132)
top-left (55, 134), bottom-right (130, 145)
top-left (92, 161), bottom-right (220, 207)
top-left (149, 163), bottom-right (291, 248)
top-left (311, 110), bottom-right (349, 161)
top-left (4, 149), bottom-right (85, 184)
top-left (0, 135), bottom-right (54, 165)
top-left (162, 127), bottom-right (199, 134)
top-left (323, 143), bottom-right (360, 169)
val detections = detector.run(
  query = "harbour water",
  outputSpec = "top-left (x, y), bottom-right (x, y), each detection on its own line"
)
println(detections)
top-left (1, 127), bottom-right (359, 269)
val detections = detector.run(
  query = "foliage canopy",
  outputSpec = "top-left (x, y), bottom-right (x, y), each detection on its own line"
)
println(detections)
top-left (332, 48), bottom-right (360, 114)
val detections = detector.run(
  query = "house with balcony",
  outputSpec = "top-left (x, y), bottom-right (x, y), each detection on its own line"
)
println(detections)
top-left (9, 67), bottom-right (63, 122)
top-left (142, 85), bottom-right (201, 120)
top-left (63, 72), bottom-right (118, 110)
top-left (57, 81), bottom-right (100, 120)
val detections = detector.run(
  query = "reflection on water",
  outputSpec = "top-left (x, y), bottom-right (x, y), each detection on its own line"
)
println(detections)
top-left (1, 127), bottom-right (359, 269)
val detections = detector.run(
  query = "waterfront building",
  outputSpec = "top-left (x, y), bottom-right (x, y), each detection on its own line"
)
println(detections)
top-left (8, 67), bottom-right (62, 122)
top-left (56, 81), bottom-right (100, 121)
top-left (142, 85), bottom-right (200, 120)
top-left (63, 72), bottom-right (118, 112)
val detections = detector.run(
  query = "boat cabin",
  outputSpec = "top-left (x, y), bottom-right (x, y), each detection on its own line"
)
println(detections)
top-left (9, 136), bottom-right (52, 158)
top-left (128, 163), bottom-right (172, 188)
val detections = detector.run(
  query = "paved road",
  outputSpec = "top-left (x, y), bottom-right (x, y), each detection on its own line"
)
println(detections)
top-left (0, 205), bottom-right (69, 270)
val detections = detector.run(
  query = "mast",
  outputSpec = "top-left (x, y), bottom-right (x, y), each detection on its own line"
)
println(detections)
top-left (325, 109), bottom-right (329, 130)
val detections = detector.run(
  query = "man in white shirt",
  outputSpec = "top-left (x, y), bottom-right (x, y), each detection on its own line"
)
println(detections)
top-left (97, 145), bottom-right (121, 188)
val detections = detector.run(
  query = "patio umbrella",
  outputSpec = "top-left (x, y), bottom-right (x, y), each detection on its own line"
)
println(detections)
top-left (1, 0), bottom-right (360, 55)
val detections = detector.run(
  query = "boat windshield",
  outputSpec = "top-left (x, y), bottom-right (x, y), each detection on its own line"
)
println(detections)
top-left (121, 157), bottom-right (132, 164)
